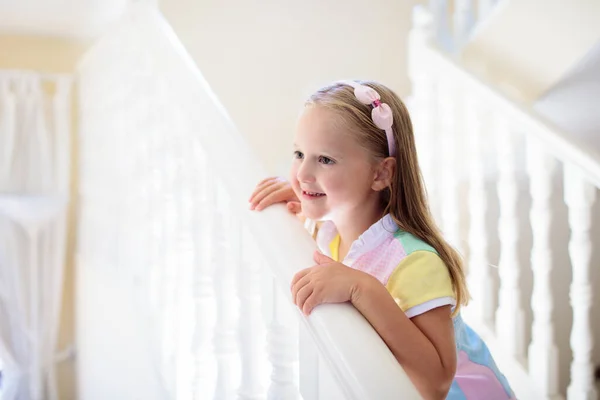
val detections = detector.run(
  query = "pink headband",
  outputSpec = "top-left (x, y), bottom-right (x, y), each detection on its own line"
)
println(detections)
top-left (339, 80), bottom-right (396, 157)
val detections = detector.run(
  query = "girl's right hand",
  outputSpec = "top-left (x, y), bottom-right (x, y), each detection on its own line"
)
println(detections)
top-left (249, 177), bottom-right (301, 214)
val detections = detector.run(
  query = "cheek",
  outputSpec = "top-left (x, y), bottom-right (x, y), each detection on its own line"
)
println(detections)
top-left (289, 164), bottom-right (301, 193)
top-left (322, 176), bottom-right (345, 195)
top-left (326, 167), bottom-right (358, 190)
top-left (326, 166), bottom-right (372, 198)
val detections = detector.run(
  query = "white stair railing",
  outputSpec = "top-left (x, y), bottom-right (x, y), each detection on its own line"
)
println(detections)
top-left (564, 166), bottom-right (597, 400)
top-left (526, 138), bottom-right (560, 398)
top-left (410, 5), bottom-right (600, 400)
top-left (237, 228), bottom-right (267, 399)
top-left (75, 4), bottom-right (421, 400)
top-left (429, 0), bottom-right (501, 52)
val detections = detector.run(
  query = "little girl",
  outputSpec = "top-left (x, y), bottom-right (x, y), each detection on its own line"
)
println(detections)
top-left (249, 80), bottom-right (514, 399)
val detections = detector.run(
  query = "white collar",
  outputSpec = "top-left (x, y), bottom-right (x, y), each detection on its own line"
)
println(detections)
top-left (317, 214), bottom-right (398, 263)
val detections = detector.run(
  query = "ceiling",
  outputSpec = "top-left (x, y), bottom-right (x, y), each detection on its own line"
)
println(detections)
top-left (0, 0), bottom-right (129, 39)
top-left (535, 39), bottom-right (600, 156)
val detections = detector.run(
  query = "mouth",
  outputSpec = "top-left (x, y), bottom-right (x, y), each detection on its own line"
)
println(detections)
top-left (302, 190), bottom-right (326, 199)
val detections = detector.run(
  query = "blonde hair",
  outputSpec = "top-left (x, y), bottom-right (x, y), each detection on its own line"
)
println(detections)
top-left (306, 80), bottom-right (469, 314)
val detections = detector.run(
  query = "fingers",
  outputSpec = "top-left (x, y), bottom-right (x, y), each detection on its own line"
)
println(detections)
top-left (249, 177), bottom-right (298, 211)
top-left (291, 268), bottom-right (311, 289)
top-left (248, 177), bottom-right (274, 201)
top-left (294, 283), bottom-right (314, 315)
top-left (302, 293), bottom-right (319, 315)
top-left (291, 268), bottom-right (322, 315)
top-left (291, 270), bottom-right (313, 309)
top-left (248, 177), bottom-right (280, 204)
top-left (256, 176), bottom-right (277, 187)
top-left (254, 187), bottom-right (292, 211)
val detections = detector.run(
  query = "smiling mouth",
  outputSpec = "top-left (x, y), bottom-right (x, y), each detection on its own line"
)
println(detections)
top-left (302, 190), bottom-right (326, 198)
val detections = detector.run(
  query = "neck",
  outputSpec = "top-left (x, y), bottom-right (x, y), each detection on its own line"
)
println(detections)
top-left (333, 197), bottom-right (385, 259)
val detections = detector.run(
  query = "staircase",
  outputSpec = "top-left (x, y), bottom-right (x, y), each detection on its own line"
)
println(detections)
top-left (1, 1), bottom-right (599, 399)
top-left (74, 4), bottom-right (419, 400)
top-left (409, 3), bottom-right (600, 400)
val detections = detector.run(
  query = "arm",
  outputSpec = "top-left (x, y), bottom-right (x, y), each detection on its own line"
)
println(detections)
top-left (351, 276), bottom-right (456, 400)
top-left (291, 251), bottom-right (456, 398)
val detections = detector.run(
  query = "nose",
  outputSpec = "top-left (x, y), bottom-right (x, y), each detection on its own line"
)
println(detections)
top-left (296, 159), bottom-right (315, 184)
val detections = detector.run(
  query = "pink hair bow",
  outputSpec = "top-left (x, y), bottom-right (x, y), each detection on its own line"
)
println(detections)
top-left (340, 80), bottom-right (396, 157)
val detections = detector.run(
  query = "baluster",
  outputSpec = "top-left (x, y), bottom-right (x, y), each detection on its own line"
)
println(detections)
top-left (46, 78), bottom-right (71, 400)
top-left (438, 79), bottom-right (462, 253)
top-left (45, 207), bottom-right (68, 400)
top-left (465, 95), bottom-right (494, 327)
top-left (0, 77), bottom-right (16, 190)
top-left (298, 324), bottom-right (319, 400)
top-left (174, 127), bottom-right (196, 400)
top-left (237, 229), bottom-right (267, 399)
top-left (526, 139), bottom-right (560, 398)
top-left (131, 110), bottom-right (152, 313)
top-left (31, 76), bottom-right (52, 193)
top-left (454, 0), bottom-right (475, 47)
top-left (148, 116), bottom-right (165, 313)
top-left (160, 128), bottom-right (180, 392)
top-left (0, 196), bottom-right (66, 400)
top-left (53, 77), bottom-right (72, 196)
top-left (409, 62), bottom-right (439, 221)
top-left (494, 117), bottom-right (525, 359)
top-left (409, 5), bottom-right (442, 222)
top-left (478, 0), bottom-right (496, 20)
top-left (213, 184), bottom-right (238, 399)
top-left (12, 77), bottom-right (30, 192)
top-left (191, 151), bottom-right (217, 399)
top-left (428, 0), bottom-right (452, 50)
top-left (409, 4), bottom-right (439, 220)
top-left (564, 165), bottom-right (598, 400)
top-left (267, 277), bottom-right (299, 400)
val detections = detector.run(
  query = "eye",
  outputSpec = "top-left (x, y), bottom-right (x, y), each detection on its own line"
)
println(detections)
top-left (293, 150), bottom-right (304, 159)
top-left (318, 156), bottom-right (335, 165)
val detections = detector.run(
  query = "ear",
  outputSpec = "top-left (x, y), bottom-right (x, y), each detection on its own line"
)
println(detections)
top-left (371, 157), bottom-right (396, 192)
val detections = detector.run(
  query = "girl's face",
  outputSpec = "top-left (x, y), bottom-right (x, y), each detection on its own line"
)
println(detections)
top-left (290, 106), bottom-right (381, 221)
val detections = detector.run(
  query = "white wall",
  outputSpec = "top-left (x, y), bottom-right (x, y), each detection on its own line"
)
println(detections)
top-left (161, 0), bottom-right (424, 174)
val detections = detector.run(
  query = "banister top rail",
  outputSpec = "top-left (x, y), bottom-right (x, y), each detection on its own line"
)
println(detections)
top-left (93, 4), bottom-right (421, 399)
top-left (412, 6), bottom-right (600, 189)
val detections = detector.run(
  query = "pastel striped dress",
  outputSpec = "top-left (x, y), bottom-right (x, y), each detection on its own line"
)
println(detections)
top-left (316, 214), bottom-right (515, 400)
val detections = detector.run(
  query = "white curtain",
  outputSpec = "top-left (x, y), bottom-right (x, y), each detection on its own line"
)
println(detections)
top-left (0, 71), bottom-right (72, 400)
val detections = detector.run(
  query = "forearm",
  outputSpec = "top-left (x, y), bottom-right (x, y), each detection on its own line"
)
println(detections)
top-left (351, 276), bottom-right (454, 399)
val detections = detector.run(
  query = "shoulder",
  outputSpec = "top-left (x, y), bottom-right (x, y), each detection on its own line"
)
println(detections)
top-left (387, 250), bottom-right (451, 291)
top-left (315, 220), bottom-right (337, 256)
top-left (392, 230), bottom-right (437, 256)
top-left (386, 233), bottom-right (455, 317)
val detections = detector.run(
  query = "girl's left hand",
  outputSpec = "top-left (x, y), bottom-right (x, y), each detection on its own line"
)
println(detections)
top-left (291, 250), bottom-right (372, 315)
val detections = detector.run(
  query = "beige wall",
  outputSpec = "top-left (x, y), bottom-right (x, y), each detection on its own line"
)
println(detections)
top-left (0, 35), bottom-right (87, 71)
top-left (162, 0), bottom-right (425, 175)
top-left (463, 0), bottom-right (600, 100)
top-left (0, 34), bottom-right (88, 400)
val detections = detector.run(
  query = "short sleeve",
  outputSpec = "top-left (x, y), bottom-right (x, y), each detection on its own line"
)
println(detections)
top-left (315, 220), bottom-right (337, 257)
top-left (385, 251), bottom-right (456, 318)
